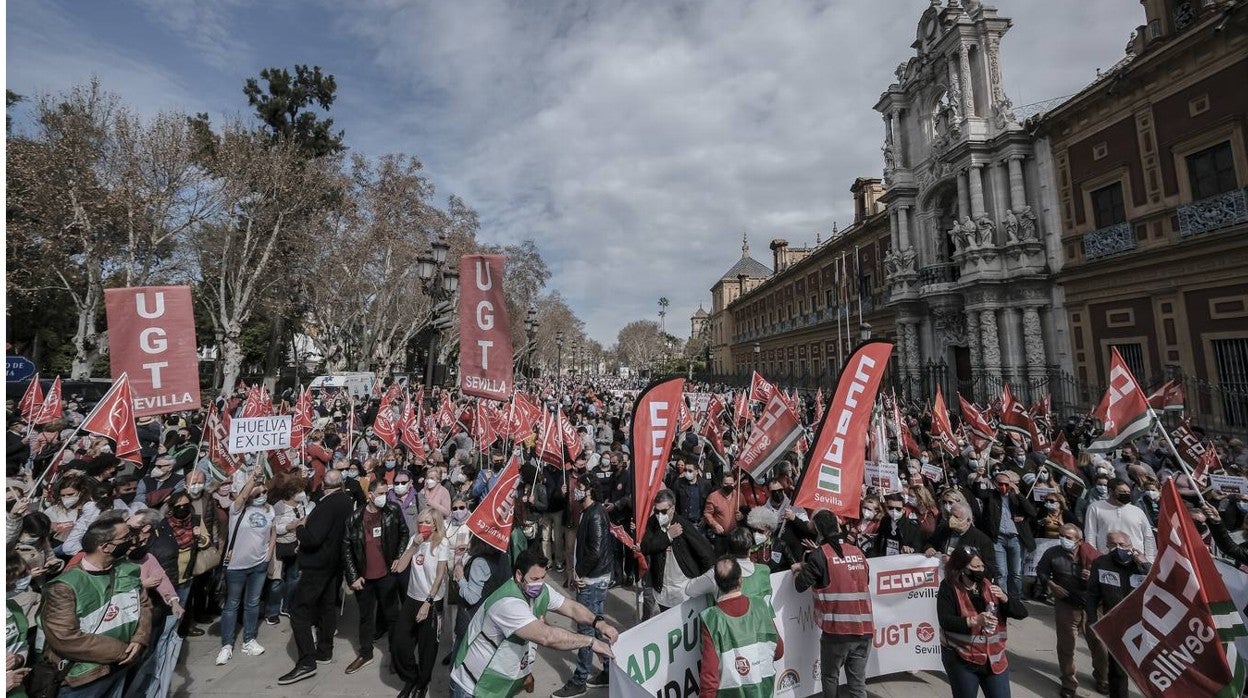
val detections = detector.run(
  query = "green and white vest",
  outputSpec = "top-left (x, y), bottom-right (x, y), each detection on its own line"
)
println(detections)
top-left (44, 562), bottom-right (143, 683)
top-left (700, 598), bottom-right (779, 697)
top-left (451, 580), bottom-right (550, 697)
top-left (742, 563), bottom-right (772, 604)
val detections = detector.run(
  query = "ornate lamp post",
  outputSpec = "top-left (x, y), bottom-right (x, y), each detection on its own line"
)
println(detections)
top-left (556, 331), bottom-right (565, 379)
top-left (415, 233), bottom-right (459, 388)
top-left (753, 342), bottom-right (761, 376)
top-left (570, 340), bottom-right (580, 379)
top-left (524, 304), bottom-right (538, 388)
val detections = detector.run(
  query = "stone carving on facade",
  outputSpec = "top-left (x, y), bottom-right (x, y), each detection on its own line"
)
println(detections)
top-left (1016, 205), bottom-right (1038, 242)
top-left (884, 249), bottom-right (900, 278)
top-left (979, 309), bottom-right (1001, 372)
top-left (1002, 209), bottom-right (1020, 244)
top-left (882, 142), bottom-right (896, 175)
top-left (931, 307), bottom-right (967, 346)
top-left (986, 37), bottom-right (1018, 128)
top-left (974, 214), bottom-right (996, 247)
top-left (1022, 307), bottom-right (1046, 372)
top-left (931, 97), bottom-right (962, 156)
top-left (895, 62), bottom-right (909, 85)
top-left (898, 247), bottom-right (917, 274)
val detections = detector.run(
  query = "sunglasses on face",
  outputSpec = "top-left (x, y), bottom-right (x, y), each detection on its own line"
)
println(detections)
top-left (654, 508), bottom-right (671, 515)
top-left (452, 506), bottom-right (468, 511)
top-left (887, 507), bottom-right (904, 512)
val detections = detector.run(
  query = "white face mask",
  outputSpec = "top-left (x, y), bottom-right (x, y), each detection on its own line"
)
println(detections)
top-left (1146, 490), bottom-right (1160, 501)
top-left (684, 471), bottom-right (698, 482)
top-left (752, 531), bottom-right (767, 547)
top-left (251, 495), bottom-right (268, 507)
top-left (150, 467), bottom-right (167, 480)
top-left (61, 495), bottom-right (80, 508)
top-left (372, 494), bottom-right (387, 508)
top-left (573, 489), bottom-right (587, 502)
top-left (187, 484), bottom-right (205, 498)
top-left (345, 469), bottom-right (359, 479)
top-left (861, 508), bottom-right (875, 520)
top-left (1059, 537), bottom-right (1078, 551)
top-left (295, 492), bottom-right (308, 503)
top-left (656, 512), bottom-right (670, 527)
top-left (394, 483), bottom-right (410, 496)
top-left (888, 509), bottom-right (903, 522)
top-left (425, 478), bottom-right (436, 489)
top-left (941, 502), bottom-right (952, 514)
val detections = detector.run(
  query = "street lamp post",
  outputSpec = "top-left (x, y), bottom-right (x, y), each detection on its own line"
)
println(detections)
top-left (524, 304), bottom-right (538, 390)
top-left (753, 342), bottom-right (761, 376)
top-left (415, 233), bottom-right (460, 388)
top-left (570, 341), bottom-right (580, 379)
top-left (556, 331), bottom-right (565, 381)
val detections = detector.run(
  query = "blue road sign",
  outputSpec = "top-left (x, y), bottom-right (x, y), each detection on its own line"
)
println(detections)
top-left (5, 356), bottom-right (37, 382)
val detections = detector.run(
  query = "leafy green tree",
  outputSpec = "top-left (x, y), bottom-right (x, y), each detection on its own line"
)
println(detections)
top-left (243, 65), bottom-right (344, 158)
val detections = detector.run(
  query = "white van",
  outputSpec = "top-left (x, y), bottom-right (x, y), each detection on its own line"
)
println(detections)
top-left (309, 372), bottom-right (376, 400)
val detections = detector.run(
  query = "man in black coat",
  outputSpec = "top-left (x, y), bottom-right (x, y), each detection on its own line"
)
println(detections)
top-left (1086, 531), bottom-right (1152, 698)
top-left (976, 471), bottom-right (1037, 600)
top-left (556, 479), bottom-right (615, 695)
top-left (341, 479), bottom-right (409, 674)
top-left (278, 469), bottom-right (355, 686)
top-left (639, 489), bottom-right (715, 618)
top-left (869, 493), bottom-right (922, 558)
top-left (925, 502), bottom-right (998, 579)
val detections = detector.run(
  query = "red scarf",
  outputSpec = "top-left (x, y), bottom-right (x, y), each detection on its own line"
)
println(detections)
top-left (167, 512), bottom-right (195, 549)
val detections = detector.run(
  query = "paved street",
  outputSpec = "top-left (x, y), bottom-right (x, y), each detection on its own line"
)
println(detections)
top-left (172, 569), bottom-right (1141, 698)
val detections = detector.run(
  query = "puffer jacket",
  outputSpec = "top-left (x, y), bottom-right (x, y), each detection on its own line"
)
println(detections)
top-left (574, 501), bottom-right (614, 580)
top-left (342, 503), bottom-right (410, 583)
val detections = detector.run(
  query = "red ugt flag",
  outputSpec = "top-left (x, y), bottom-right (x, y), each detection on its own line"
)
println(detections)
top-left (794, 341), bottom-right (893, 518)
top-left (1092, 479), bottom-right (1247, 697)
top-left (373, 388), bottom-right (400, 448)
top-left (465, 452), bottom-right (522, 552)
top-left (81, 374), bottom-right (142, 465)
top-left (18, 374), bottom-right (44, 423)
top-left (33, 376), bottom-right (63, 425)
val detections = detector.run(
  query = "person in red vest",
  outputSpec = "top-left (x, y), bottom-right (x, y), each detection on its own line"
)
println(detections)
top-left (793, 510), bottom-right (872, 698)
top-left (937, 546), bottom-right (1028, 698)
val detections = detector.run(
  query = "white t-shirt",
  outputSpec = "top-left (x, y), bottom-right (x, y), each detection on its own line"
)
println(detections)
top-left (406, 538), bottom-right (452, 601)
top-left (227, 503), bottom-right (274, 570)
top-left (487, 584), bottom-right (567, 640)
top-left (655, 547), bottom-right (691, 608)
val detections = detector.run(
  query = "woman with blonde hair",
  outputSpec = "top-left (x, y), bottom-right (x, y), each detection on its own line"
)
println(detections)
top-left (392, 507), bottom-right (450, 698)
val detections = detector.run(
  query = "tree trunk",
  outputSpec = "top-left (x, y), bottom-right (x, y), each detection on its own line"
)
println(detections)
top-left (220, 330), bottom-right (245, 394)
top-left (70, 289), bottom-right (105, 379)
top-left (264, 314), bottom-right (286, 391)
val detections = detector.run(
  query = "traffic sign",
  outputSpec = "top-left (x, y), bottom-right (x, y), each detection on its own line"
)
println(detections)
top-left (5, 356), bottom-right (37, 382)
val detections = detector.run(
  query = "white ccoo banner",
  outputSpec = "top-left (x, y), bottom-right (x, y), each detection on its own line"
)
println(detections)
top-left (227, 415), bottom-right (293, 454)
top-left (610, 554), bottom-right (945, 697)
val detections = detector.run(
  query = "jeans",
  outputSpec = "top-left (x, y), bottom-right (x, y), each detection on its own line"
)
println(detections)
top-left (819, 635), bottom-right (869, 698)
top-left (221, 562), bottom-right (267, 647)
top-left (58, 671), bottom-right (126, 698)
top-left (1055, 601), bottom-right (1106, 691)
top-left (571, 581), bottom-right (609, 684)
top-left (291, 570), bottom-right (341, 669)
top-left (354, 575), bottom-right (398, 658)
top-left (941, 650), bottom-right (1011, 698)
top-left (993, 534), bottom-right (1023, 600)
top-left (265, 556), bottom-right (299, 618)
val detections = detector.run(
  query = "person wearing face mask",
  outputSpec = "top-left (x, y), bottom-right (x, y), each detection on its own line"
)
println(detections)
top-left (794, 510), bottom-right (873, 698)
top-left (926, 502), bottom-right (997, 576)
top-left (1086, 531), bottom-right (1152, 698)
top-left (122, 508), bottom-right (186, 698)
top-left (848, 495), bottom-right (883, 551)
top-left (111, 474), bottom-right (144, 516)
top-left (1082, 478), bottom-right (1156, 561)
top-left (182, 470), bottom-right (221, 636)
top-left (703, 473), bottom-right (741, 552)
top-left (278, 468), bottom-right (354, 685)
top-left (673, 463), bottom-right (712, 530)
top-left (536, 456), bottom-right (569, 573)
top-left (976, 472), bottom-right (1036, 601)
top-left (44, 474), bottom-right (86, 545)
top-left (6, 555), bottom-right (37, 693)
top-left (451, 533), bottom-right (514, 669)
top-left (1202, 502), bottom-right (1248, 568)
top-left (936, 546), bottom-right (1027, 698)
top-left (390, 470), bottom-right (421, 534)
top-left (1135, 477), bottom-right (1162, 528)
top-left (638, 489), bottom-right (715, 618)
top-left (265, 474), bottom-right (312, 625)
top-left (135, 455), bottom-right (183, 510)
top-left (390, 509), bottom-right (447, 698)
top-left (1035, 524), bottom-right (1106, 697)
top-left (555, 480), bottom-right (615, 696)
top-left (417, 466), bottom-right (451, 518)
top-left (870, 493), bottom-right (922, 558)
top-left (39, 514), bottom-right (153, 697)
top-left (341, 479), bottom-right (410, 676)
top-left (339, 458), bottom-right (366, 508)
top-left (215, 470), bottom-right (275, 666)
top-left (451, 548), bottom-right (619, 698)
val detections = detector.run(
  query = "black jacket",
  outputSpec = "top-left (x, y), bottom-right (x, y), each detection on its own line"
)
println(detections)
top-left (342, 502), bottom-right (410, 583)
top-left (297, 489), bottom-right (354, 573)
top-left (976, 489), bottom-right (1037, 551)
top-left (574, 501), bottom-right (614, 580)
top-left (639, 513), bottom-right (716, 589)
top-left (926, 524), bottom-right (998, 580)
top-left (1086, 553), bottom-right (1151, 622)
top-left (869, 516), bottom-right (922, 558)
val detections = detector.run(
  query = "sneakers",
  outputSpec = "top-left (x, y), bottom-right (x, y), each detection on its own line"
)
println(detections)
top-left (551, 681), bottom-right (587, 697)
top-left (344, 655), bottom-right (374, 674)
top-left (316, 655), bottom-right (334, 665)
top-left (266, 616), bottom-right (280, 625)
top-left (241, 639), bottom-right (265, 657)
top-left (586, 670), bottom-right (610, 687)
top-left (215, 646), bottom-right (233, 665)
top-left (277, 665), bottom-right (317, 685)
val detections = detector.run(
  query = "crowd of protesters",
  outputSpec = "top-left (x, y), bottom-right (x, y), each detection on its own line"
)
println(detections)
top-left (6, 375), bottom-right (1248, 698)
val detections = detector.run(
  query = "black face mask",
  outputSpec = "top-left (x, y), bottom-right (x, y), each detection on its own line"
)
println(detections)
top-left (963, 569), bottom-right (985, 584)
top-left (111, 537), bottom-right (135, 560)
top-left (172, 504), bottom-right (193, 519)
top-left (128, 540), bottom-right (150, 561)
top-left (769, 492), bottom-right (784, 505)
top-left (1110, 548), bottom-right (1133, 565)
top-left (1115, 492), bottom-right (1132, 504)
top-left (721, 485), bottom-right (735, 494)
top-left (119, 492), bottom-right (137, 505)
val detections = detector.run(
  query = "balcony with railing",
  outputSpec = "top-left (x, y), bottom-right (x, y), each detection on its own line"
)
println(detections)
top-left (919, 263), bottom-right (959, 287)
top-left (1082, 221), bottom-right (1136, 261)
top-left (1178, 187), bottom-right (1248, 238)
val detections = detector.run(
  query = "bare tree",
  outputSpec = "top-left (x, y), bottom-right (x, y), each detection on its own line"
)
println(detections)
top-left (616, 319), bottom-right (665, 373)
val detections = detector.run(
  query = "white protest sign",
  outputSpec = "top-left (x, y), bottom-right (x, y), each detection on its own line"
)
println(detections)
top-left (921, 463), bottom-right (945, 483)
top-left (611, 556), bottom-right (944, 698)
top-left (1032, 486), bottom-right (1055, 502)
top-left (865, 461), bottom-right (901, 491)
top-left (1022, 537), bottom-right (1062, 578)
top-left (1210, 474), bottom-right (1248, 495)
top-left (227, 415), bottom-right (293, 454)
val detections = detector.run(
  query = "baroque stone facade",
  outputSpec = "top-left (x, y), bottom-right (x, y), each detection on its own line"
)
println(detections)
top-left (877, 0), bottom-right (1071, 401)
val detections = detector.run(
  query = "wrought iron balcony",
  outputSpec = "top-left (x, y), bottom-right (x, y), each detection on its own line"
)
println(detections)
top-left (919, 263), bottom-right (959, 286)
top-left (1082, 221), bottom-right (1136, 261)
top-left (1177, 187), bottom-right (1248, 238)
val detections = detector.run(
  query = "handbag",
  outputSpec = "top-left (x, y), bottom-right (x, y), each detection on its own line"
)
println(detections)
top-left (192, 519), bottom-right (222, 576)
top-left (26, 569), bottom-right (116, 698)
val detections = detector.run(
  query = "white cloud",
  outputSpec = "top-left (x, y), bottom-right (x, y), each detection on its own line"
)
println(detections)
top-left (129, 0), bottom-right (253, 73)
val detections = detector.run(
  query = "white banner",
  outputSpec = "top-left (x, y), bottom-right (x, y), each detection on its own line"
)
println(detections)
top-left (1022, 538), bottom-right (1062, 578)
top-left (227, 415), bottom-right (293, 454)
top-left (610, 555), bottom-right (944, 698)
top-left (865, 461), bottom-right (901, 491)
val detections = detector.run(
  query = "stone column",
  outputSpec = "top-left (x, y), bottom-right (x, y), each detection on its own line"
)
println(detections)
top-left (891, 110), bottom-right (904, 168)
top-left (959, 42), bottom-right (975, 117)
top-left (980, 309), bottom-right (1001, 382)
top-left (963, 312), bottom-right (983, 404)
top-left (1007, 156), bottom-right (1026, 210)
top-left (897, 205), bottom-right (912, 251)
top-left (968, 164), bottom-right (986, 217)
top-left (957, 170), bottom-right (971, 220)
top-left (1022, 306), bottom-right (1046, 387)
top-left (999, 307), bottom-right (1024, 386)
top-left (890, 208), bottom-right (900, 251)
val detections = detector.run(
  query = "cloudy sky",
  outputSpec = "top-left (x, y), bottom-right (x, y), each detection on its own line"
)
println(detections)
top-left (7, 0), bottom-right (1141, 344)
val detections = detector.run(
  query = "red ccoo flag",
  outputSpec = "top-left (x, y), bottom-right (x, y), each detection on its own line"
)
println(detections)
top-left (18, 375), bottom-right (43, 424)
top-left (930, 386), bottom-right (959, 455)
top-left (794, 341), bottom-right (894, 517)
top-left (999, 384), bottom-right (1032, 442)
top-left (958, 393), bottom-right (995, 450)
top-left (1043, 430), bottom-right (1083, 490)
top-left (373, 388), bottom-right (400, 448)
top-left (1147, 379), bottom-right (1186, 412)
top-left (398, 394), bottom-right (427, 459)
top-left (465, 452), bottom-right (522, 552)
top-left (80, 374), bottom-right (142, 465)
top-left (631, 377), bottom-right (685, 573)
top-left (1087, 347), bottom-right (1156, 453)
